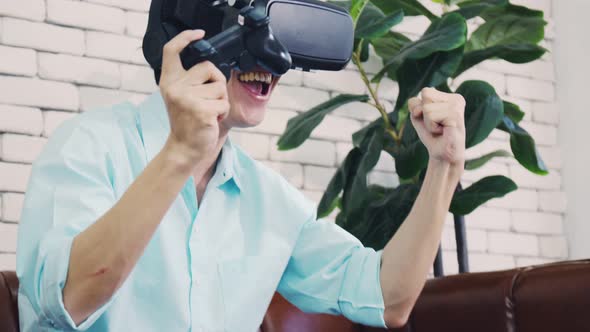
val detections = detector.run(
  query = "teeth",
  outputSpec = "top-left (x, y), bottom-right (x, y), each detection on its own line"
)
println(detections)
top-left (238, 72), bottom-right (272, 84)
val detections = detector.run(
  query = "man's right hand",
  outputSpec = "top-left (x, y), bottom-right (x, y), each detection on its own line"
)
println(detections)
top-left (159, 29), bottom-right (230, 169)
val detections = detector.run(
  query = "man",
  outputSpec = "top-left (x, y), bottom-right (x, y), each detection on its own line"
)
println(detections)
top-left (17, 27), bottom-right (465, 331)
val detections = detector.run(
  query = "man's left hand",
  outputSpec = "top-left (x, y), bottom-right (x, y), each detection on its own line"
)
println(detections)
top-left (408, 87), bottom-right (466, 168)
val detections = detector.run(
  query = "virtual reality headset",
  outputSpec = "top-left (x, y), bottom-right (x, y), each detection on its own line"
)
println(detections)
top-left (143, 0), bottom-right (355, 82)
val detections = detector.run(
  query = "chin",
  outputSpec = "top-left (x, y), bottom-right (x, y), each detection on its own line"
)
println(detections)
top-left (229, 102), bottom-right (267, 128)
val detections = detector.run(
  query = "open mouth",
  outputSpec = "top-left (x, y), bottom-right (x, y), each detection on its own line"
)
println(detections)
top-left (237, 71), bottom-right (273, 97)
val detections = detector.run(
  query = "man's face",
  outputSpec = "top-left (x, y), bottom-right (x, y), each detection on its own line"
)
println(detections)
top-left (221, 68), bottom-right (281, 129)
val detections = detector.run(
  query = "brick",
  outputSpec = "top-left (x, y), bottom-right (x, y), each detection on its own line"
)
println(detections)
top-left (86, 0), bottom-right (151, 12)
top-left (375, 151), bottom-right (396, 172)
top-left (120, 64), bottom-right (158, 93)
top-left (334, 101), bottom-right (381, 121)
top-left (126, 11), bottom-right (149, 38)
top-left (486, 188), bottom-right (538, 211)
top-left (43, 111), bottom-right (77, 137)
top-left (374, 77), bottom-right (400, 103)
top-left (0, 162), bottom-right (32, 192)
top-left (507, 76), bottom-right (554, 102)
top-left (519, 121), bottom-right (557, 146)
top-left (268, 86), bottom-right (329, 111)
top-left (228, 132), bottom-right (270, 160)
top-left (39, 53), bottom-right (120, 88)
top-left (270, 137), bottom-right (335, 166)
top-left (467, 207), bottom-right (511, 231)
top-left (0, 254), bottom-right (16, 270)
top-left (510, 165), bottom-right (561, 190)
top-left (244, 109), bottom-right (297, 136)
top-left (0, 76), bottom-right (79, 111)
top-left (261, 162), bottom-right (303, 188)
top-left (86, 31), bottom-right (145, 64)
top-left (362, 50), bottom-right (384, 75)
top-left (539, 236), bottom-right (568, 259)
top-left (368, 171), bottom-right (398, 188)
top-left (537, 146), bottom-right (562, 169)
top-left (395, 15), bottom-right (430, 36)
top-left (512, 211), bottom-right (563, 235)
top-left (0, 0), bottom-right (45, 21)
top-left (0, 105), bottom-right (43, 136)
top-left (312, 115), bottom-right (361, 142)
top-left (2, 193), bottom-right (24, 223)
top-left (279, 70), bottom-right (303, 86)
top-left (0, 45), bottom-right (37, 76)
top-left (441, 226), bottom-right (457, 250)
top-left (482, 60), bottom-right (554, 82)
top-left (0, 223), bottom-right (18, 253)
top-left (538, 191), bottom-right (567, 213)
top-left (532, 102), bottom-right (559, 125)
top-left (0, 134), bottom-right (47, 164)
top-left (469, 253), bottom-right (515, 272)
top-left (467, 229), bottom-right (488, 252)
top-left (336, 142), bottom-right (353, 165)
top-left (303, 166), bottom-right (336, 191)
top-left (47, 0), bottom-right (125, 33)
top-left (465, 138), bottom-right (510, 161)
top-left (516, 257), bottom-right (553, 267)
top-left (442, 250), bottom-right (459, 275)
top-left (303, 70), bottom-right (366, 94)
top-left (79, 87), bottom-right (136, 112)
top-left (453, 68), bottom-right (506, 95)
top-left (1, 18), bottom-right (84, 55)
top-left (488, 232), bottom-right (539, 256)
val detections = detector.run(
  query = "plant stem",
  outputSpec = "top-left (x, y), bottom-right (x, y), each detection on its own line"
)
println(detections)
top-left (352, 51), bottom-right (400, 143)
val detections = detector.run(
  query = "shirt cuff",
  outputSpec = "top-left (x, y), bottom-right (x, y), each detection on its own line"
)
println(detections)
top-left (40, 235), bottom-right (112, 331)
top-left (338, 248), bottom-right (387, 328)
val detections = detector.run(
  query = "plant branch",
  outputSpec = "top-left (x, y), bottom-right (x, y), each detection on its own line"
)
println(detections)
top-left (352, 49), bottom-right (400, 143)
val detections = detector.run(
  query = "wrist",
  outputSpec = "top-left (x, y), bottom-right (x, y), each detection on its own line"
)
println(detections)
top-left (427, 158), bottom-right (464, 184)
top-left (161, 138), bottom-right (202, 175)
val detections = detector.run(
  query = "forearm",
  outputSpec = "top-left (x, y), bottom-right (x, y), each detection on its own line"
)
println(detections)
top-left (380, 160), bottom-right (461, 327)
top-left (63, 141), bottom-right (196, 324)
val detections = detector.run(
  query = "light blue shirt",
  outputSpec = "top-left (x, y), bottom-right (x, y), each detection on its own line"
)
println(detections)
top-left (16, 92), bottom-right (387, 332)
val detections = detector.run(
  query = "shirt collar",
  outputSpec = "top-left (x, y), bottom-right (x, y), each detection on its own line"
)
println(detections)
top-left (137, 92), bottom-right (242, 192)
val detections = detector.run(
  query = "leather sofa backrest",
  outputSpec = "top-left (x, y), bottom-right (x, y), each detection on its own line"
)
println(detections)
top-left (2, 259), bottom-right (590, 332)
top-left (0, 271), bottom-right (19, 332)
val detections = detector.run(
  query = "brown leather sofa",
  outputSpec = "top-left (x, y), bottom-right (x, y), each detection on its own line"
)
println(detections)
top-left (3, 260), bottom-right (590, 332)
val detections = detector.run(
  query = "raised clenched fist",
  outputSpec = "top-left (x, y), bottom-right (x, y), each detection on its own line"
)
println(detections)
top-left (408, 87), bottom-right (466, 168)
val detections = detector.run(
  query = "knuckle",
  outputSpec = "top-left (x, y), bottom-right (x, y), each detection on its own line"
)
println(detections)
top-left (454, 94), bottom-right (466, 107)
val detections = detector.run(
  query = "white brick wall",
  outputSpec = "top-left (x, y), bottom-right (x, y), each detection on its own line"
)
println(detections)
top-left (0, 0), bottom-right (568, 275)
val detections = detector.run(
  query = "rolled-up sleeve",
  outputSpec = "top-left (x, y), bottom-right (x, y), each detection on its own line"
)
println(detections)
top-left (16, 119), bottom-right (118, 331)
top-left (277, 217), bottom-right (387, 328)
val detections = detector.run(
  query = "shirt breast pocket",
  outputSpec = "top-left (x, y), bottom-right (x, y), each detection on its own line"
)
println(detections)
top-left (217, 256), bottom-right (286, 332)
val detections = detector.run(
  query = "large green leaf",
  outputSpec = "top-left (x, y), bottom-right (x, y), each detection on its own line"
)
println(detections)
top-left (456, 80), bottom-right (503, 148)
top-left (353, 183), bottom-right (420, 250)
top-left (385, 117), bottom-right (429, 179)
top-left (351, 0), bottom-right (370, 22)
top-left (371, 0), bottom-right (437, 20)
top-left (345, 127), bottom-right (385, 214)
top-left (356, 9), bottom-right (404, 39)
top-left (370, 32), bottom-right (412, 80)
top-left (450, 175), bottom-right (517, 215)
top-left (277, 94), bottom-right (369, 150)
top-left (499, 116), bottom-right (548, 175)
top-left (453, 0), bottom-right (507, 20)
top-left (318, 148), bottom-right (362, 218)
top-left (372, 13), bottom-right (467, 83)
top-left (454, 43), bottom-right (546, 77)
top-left (503, 101), bottom-right (525, 124)
top-left (465, 149), bottom-right (511, 170)
top-left (466, 11), bottom-right (546, 52)
top-left (394, 47), bottom-right (464, 112)
top-left (481, 3), bottom-right (544, 21)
